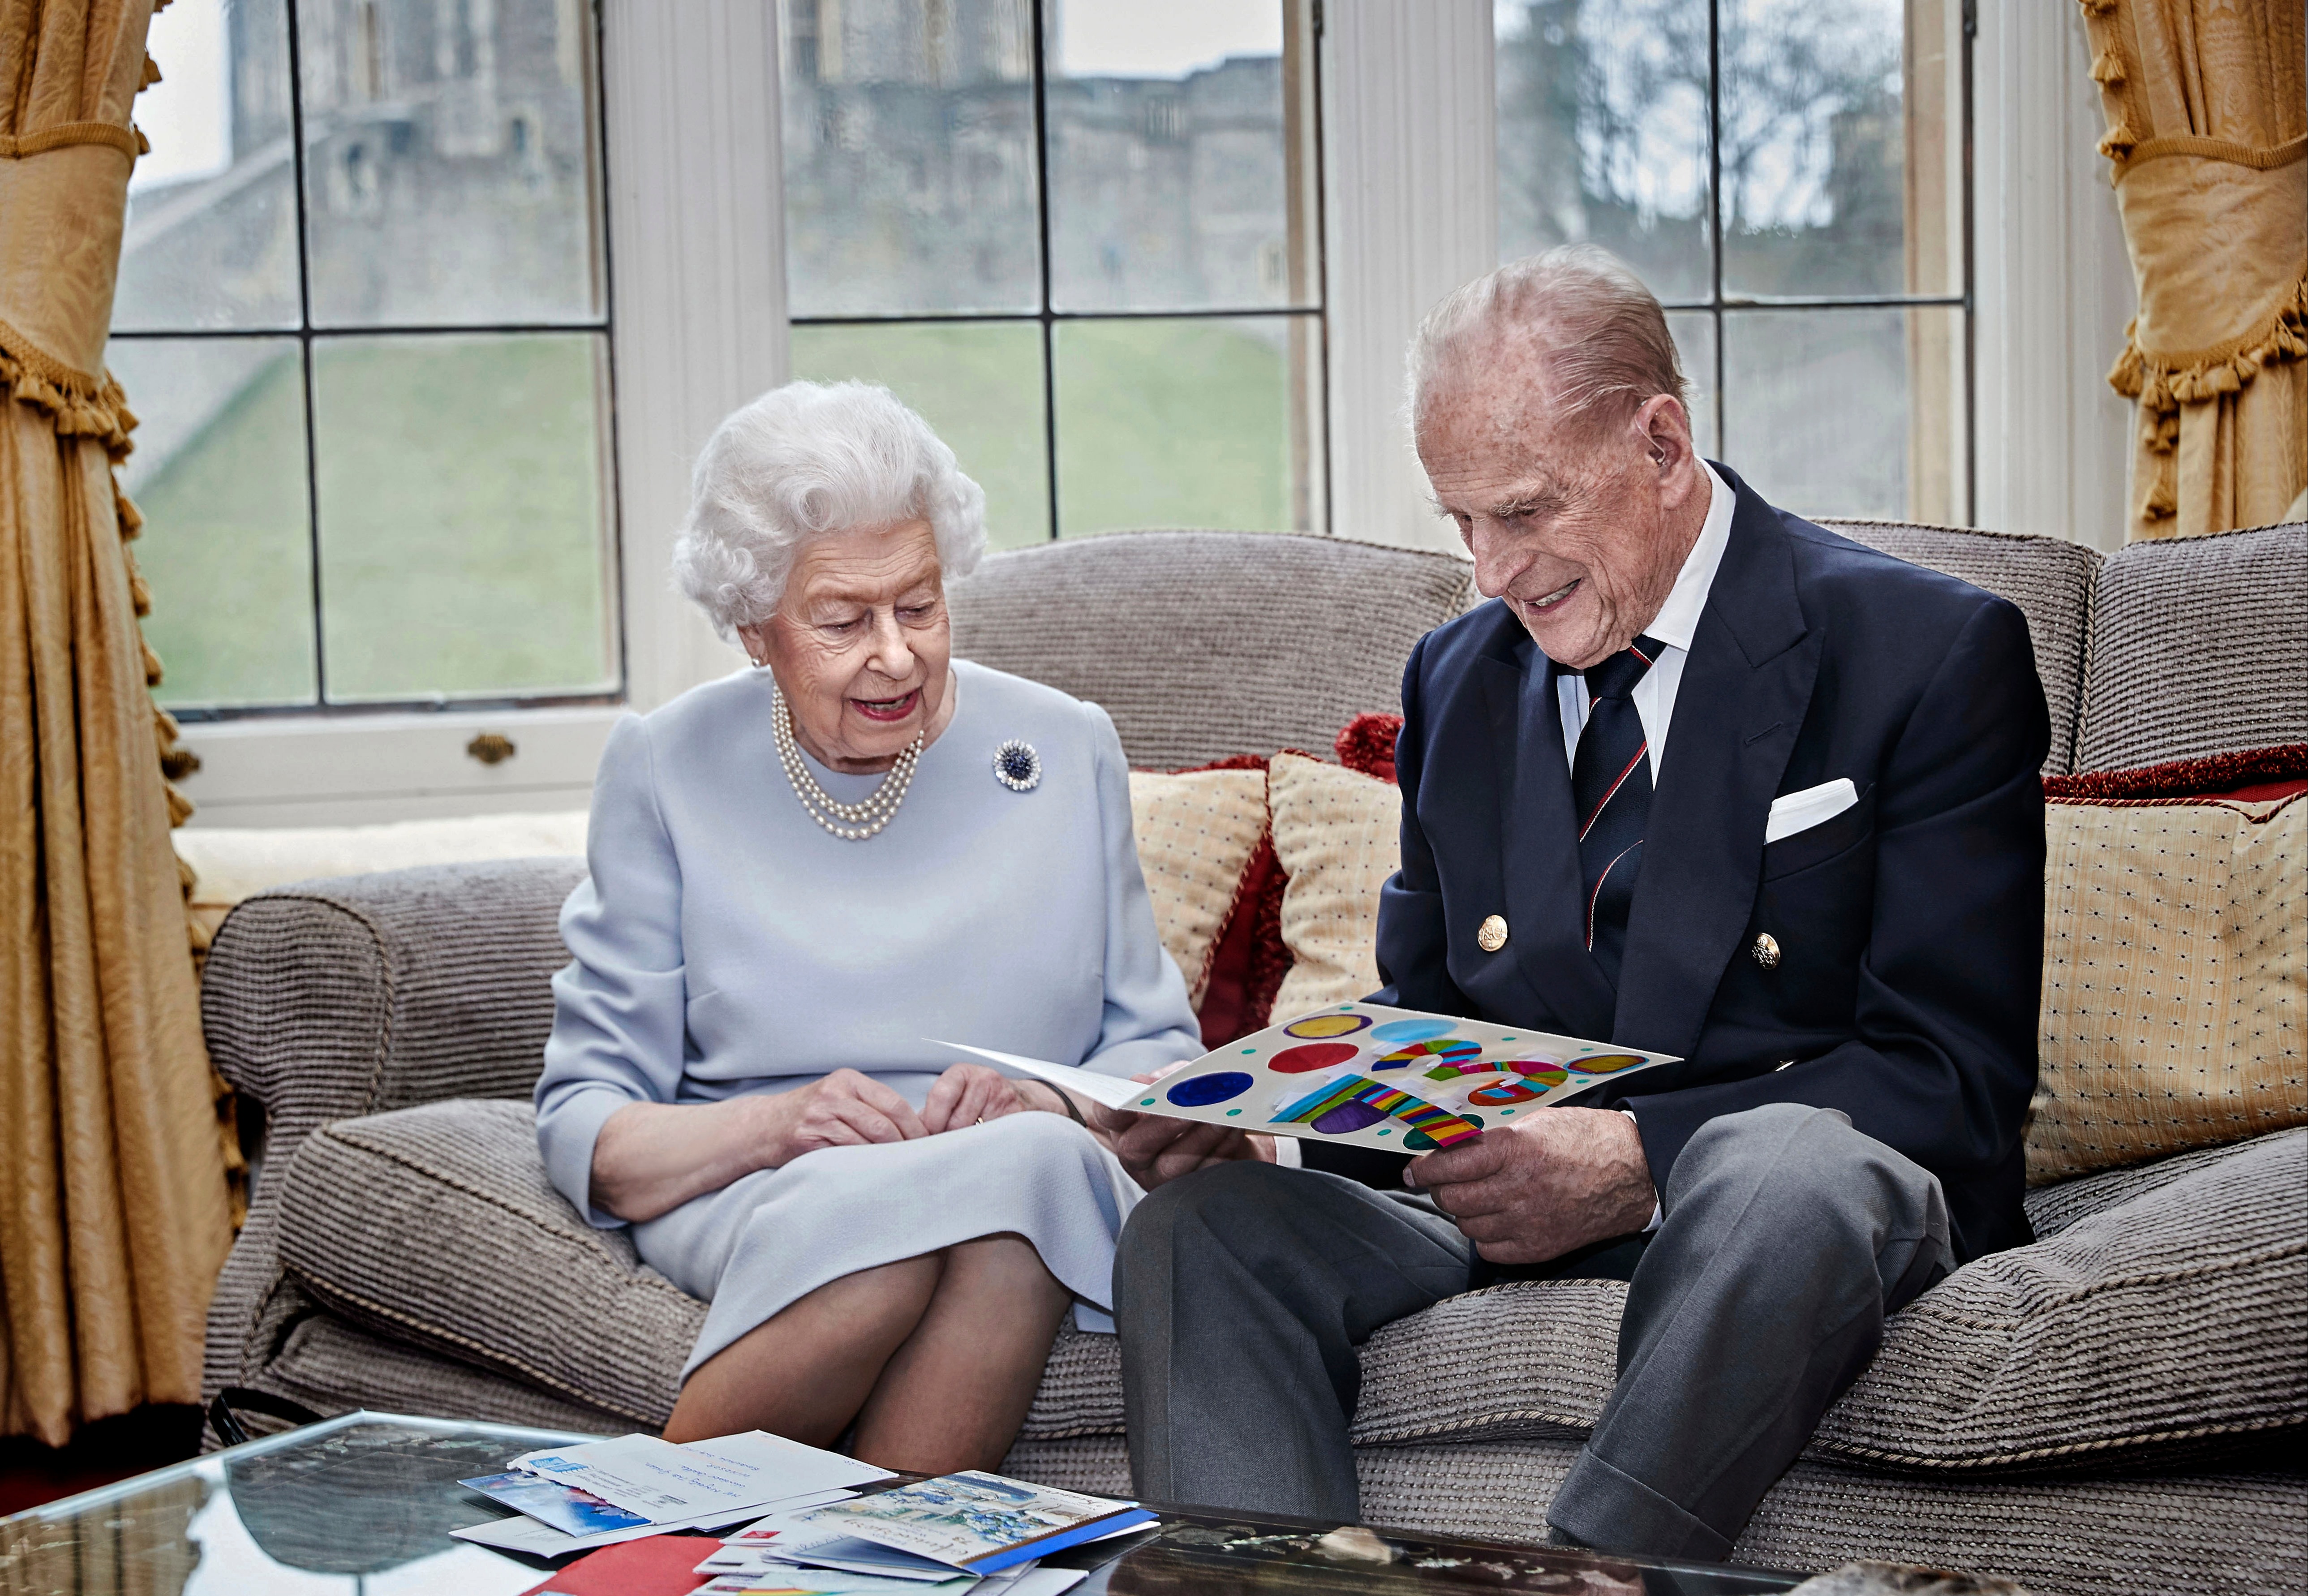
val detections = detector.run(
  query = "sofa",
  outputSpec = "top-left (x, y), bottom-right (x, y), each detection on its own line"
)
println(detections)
top-left (198, 524), bottom-right (2308, 1595)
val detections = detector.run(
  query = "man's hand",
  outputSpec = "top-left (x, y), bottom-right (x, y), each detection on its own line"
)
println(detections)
top-left (1406, 1107), bottom-right (1657, 1266)
top-left (1096, 1068), bottom-right (1276, 1190)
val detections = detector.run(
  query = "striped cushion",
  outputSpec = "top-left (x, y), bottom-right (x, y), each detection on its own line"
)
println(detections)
top-left (1820, 519), bottom-right (2100, 775)
top-left (948, 530), bottom-right (1475, 771)
top-left (2075, 521), bottom-right (2308, 773)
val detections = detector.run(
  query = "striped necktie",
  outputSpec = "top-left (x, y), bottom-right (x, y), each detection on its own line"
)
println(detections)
top-left (1571, 635), bottom-right (1663, 989)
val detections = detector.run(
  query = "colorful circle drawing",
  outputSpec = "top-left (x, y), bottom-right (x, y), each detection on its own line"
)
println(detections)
top-left (1404, 1111), bottom-right (1483, 1151)
top-left (1167, 1072), bottom-right (1253, 1107)
top-left (1367, 1018), bottom-right (1455, 1044)
top-left (1283, 1013), bottom-right (1372, 1040)
top-left (1573, 1054), bottom-right (1649, 1074)
top-left (1376, 1038), bottom-right (1480, 1070)
top-left (1310, 1099), bottom-right (1388, 1134)
top-left (1268, 1041), bottom-right (1362, 1074)
top-left (1467, 1080), bottom-right (1543, 1106)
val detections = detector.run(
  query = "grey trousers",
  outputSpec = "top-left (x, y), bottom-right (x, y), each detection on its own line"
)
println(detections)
top-left (1113, 1102), bottom-right (1955, 1562)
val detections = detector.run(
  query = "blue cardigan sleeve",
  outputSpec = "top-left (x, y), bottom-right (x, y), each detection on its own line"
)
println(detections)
top-left (536, 713), bottom-right (689, 1228)
top-left (1076, 700), bottom-right (1204, 1079)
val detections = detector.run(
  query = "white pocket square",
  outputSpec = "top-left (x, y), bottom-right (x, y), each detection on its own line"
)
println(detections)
top-left (1765, 778), bottom-right (1860, 845)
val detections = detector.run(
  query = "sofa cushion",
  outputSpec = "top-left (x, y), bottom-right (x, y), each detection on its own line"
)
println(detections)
top-left (1820, 520), bottom-right (2101, 776)
top-left (1126, 765), bottom-right (1270, 1010)
top-left (2075, 521), bottom-right (2308, 774)
top-left (273, 1097), bottom-right (1143, 1440)
top-left (2031, 793), bottom-right (2305, 1183)
top-left (275, 1099), bottom-right (703, 1428)
top-left (1267, 752), bottom-right (1402, 1019)
top-left (947, 530), bottom-right (1476, 771)
top-left (1345, 1130), bottom-right (2305, 1470)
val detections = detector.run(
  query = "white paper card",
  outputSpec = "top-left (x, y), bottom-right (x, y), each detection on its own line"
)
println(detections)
top-left (509, 1432), bottom-right (890, 1525)
top-left (941, 1006), bottom-right (1677, 1155)
top-left (927, 1042), bottom-right (1143, 1110)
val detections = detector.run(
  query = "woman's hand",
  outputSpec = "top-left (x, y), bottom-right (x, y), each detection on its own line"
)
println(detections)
top-left (1095, 1067), bottom-right (1277, 1191)
top-left (920, 1063), bottom-right (1037, 1135)
top-left (758, 1068), bottom-right (929, 1164)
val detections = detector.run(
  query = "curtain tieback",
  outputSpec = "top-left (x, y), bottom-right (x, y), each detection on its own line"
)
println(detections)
top-left (0, 120), bottom-right (142, 160)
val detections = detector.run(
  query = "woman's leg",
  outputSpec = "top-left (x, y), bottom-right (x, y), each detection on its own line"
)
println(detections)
top-left (664, 1253), bottom-right (945, 1445)
top-left (848, 1233), bottom-right (1072, 1474)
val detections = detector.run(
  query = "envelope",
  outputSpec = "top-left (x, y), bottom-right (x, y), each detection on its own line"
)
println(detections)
top-left (1764, 778), bottom-right (1859, 844)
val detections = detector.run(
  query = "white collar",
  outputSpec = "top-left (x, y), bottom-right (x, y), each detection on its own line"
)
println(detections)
top-left (1641, 460), bottom-right (1734, 654)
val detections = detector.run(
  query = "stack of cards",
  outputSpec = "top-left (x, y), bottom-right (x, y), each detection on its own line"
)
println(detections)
top-left (693, 1471), bottom-right (1151, 1595)
top-left (453, 1430), bottom-right (894, 1557)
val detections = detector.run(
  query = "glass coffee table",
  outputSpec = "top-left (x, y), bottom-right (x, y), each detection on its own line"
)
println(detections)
top-left (0, 1411), bottom-right (1810, 1594)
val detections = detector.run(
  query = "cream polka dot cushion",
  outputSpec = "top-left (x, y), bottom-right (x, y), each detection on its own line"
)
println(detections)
top-left (1265, 751), bottom-right (1401, 1020)
top-left (2030, 792), bottom-right (2306, 1183)
top-left (1127, 766), bottom-right (1270, 1009)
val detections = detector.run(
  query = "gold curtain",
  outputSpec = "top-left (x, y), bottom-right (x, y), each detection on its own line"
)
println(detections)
top-left (2077, 0), bottom-right (2308, 541)
top-left (0, 0), bottom-right (234, 1445)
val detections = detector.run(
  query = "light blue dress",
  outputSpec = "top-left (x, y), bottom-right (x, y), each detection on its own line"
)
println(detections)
top-left (536, 659), bottom-right (1202, 1376)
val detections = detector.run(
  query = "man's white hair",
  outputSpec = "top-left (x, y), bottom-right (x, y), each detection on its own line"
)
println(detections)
top-left (672, 380), bottom-right (988, 641)
top-left (1406, 243), bottom-right (1691, 440)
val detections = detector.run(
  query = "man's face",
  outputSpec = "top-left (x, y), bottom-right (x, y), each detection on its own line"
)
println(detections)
top-left (1417, 360), bottom-right (1692, 671)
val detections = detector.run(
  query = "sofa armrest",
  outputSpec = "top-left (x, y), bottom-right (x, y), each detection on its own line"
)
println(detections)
top-left (201, 857), bottom-right (588, 1174)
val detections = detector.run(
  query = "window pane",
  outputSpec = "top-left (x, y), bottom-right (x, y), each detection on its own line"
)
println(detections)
top-left (297, 0), bottom-right (604, 328)
top-left (790, 321), bottom-right (1052, 547)
top-left (1722, 305), bottom-right (1964, 521)
top-left (779, 0), bottom-right (1039, 316)
top-left (1495, 0), bottom-right (1712, 302)
top-left (116, 0), bottom-right (301, 331)
top-left (1667, 309), bottom-right (1717, 460)
top-left (1053, 315), bottom-right (1318, 535)
top-left (108, 338), bottom-right (316, 708)
top-left (310, 333), bottom-right (614, 700)
top-left (1045, 0), bottom-right (1313, 314)
top-left (1720, 0), bottom-right (1954, 297)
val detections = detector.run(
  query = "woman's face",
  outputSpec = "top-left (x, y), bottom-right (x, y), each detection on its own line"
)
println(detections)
top-left (742, 519), bottom-right (954, 774)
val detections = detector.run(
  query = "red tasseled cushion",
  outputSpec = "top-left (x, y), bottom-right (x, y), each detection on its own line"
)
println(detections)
top-left (1335, 712), bottom-right (1403, 783)
top-left (2042, 742), bottom-right (2308, 803)
top-left (1160, 754), bottom-right (1293, 1048)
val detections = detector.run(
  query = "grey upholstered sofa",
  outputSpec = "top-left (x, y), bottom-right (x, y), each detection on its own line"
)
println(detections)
top-left (200, 525), bottom-right (2308, 1596)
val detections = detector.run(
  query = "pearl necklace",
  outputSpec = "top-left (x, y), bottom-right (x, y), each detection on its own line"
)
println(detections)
top-left (771, 686), bottom-right (924, 841)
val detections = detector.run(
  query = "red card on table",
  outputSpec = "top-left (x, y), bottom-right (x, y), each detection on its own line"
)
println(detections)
top-left (518, 1532), bottom-right (717, 1596)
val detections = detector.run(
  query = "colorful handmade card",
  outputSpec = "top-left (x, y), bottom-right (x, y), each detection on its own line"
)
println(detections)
top-left (936, 1003), bottom-right (1677, 1154)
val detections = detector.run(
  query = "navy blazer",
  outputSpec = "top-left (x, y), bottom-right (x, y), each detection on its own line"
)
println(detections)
top-left (1374, 466), bottom-right (2048, 1263)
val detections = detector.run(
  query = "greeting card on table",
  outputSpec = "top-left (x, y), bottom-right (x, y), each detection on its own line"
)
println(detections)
top-left (936, 1002), bottom-right (1677, 1154)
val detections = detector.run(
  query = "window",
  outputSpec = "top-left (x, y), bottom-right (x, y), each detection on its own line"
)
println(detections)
top-left (780, 0), bottom-right (1327, 545)
top-left (111, 0), bottom-right (618, 718)
top-left (1495, 0), bottom-right (1969, 523)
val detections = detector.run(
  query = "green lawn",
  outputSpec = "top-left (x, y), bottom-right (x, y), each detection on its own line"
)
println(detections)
top-left (127, 351), bottom-right (317, 708)
top-left (131, 320), bottom-right (1294, 709)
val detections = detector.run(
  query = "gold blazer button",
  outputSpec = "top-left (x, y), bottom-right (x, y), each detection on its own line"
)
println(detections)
top-left (1477, 914), bottom-right (1509, 953)
top-left (1752, 932), bottom-right (1781, 970)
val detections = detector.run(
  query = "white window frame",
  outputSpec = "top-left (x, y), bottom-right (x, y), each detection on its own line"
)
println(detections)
top-left (1322, 0), bottom-right (2132, 555)
top-left (176, 0), bottom-right (2129, 826)
top-left (173, 0), bottom-right (786, 827)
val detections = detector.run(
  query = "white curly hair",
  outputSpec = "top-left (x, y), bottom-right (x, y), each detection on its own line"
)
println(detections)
top-left (671, 380), bottom-right (988, 641)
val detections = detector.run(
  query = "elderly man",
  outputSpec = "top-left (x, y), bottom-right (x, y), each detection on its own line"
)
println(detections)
top-left (1105, 245), bottom-right (2047, 1560)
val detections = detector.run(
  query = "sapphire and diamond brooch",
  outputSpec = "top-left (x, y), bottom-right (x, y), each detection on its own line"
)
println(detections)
top-left (993, 740), bottom-right (1042, 792)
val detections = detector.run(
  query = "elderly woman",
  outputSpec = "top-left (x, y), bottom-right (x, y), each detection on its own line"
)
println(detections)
top-left (535, 380), bottom-right (1229, 1471)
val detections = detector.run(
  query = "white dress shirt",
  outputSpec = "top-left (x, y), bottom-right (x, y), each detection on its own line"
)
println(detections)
top-left (1554, 460), bottom-right (1736, 781)
top-left (1545, 461), bottom-right (1735, 1235)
